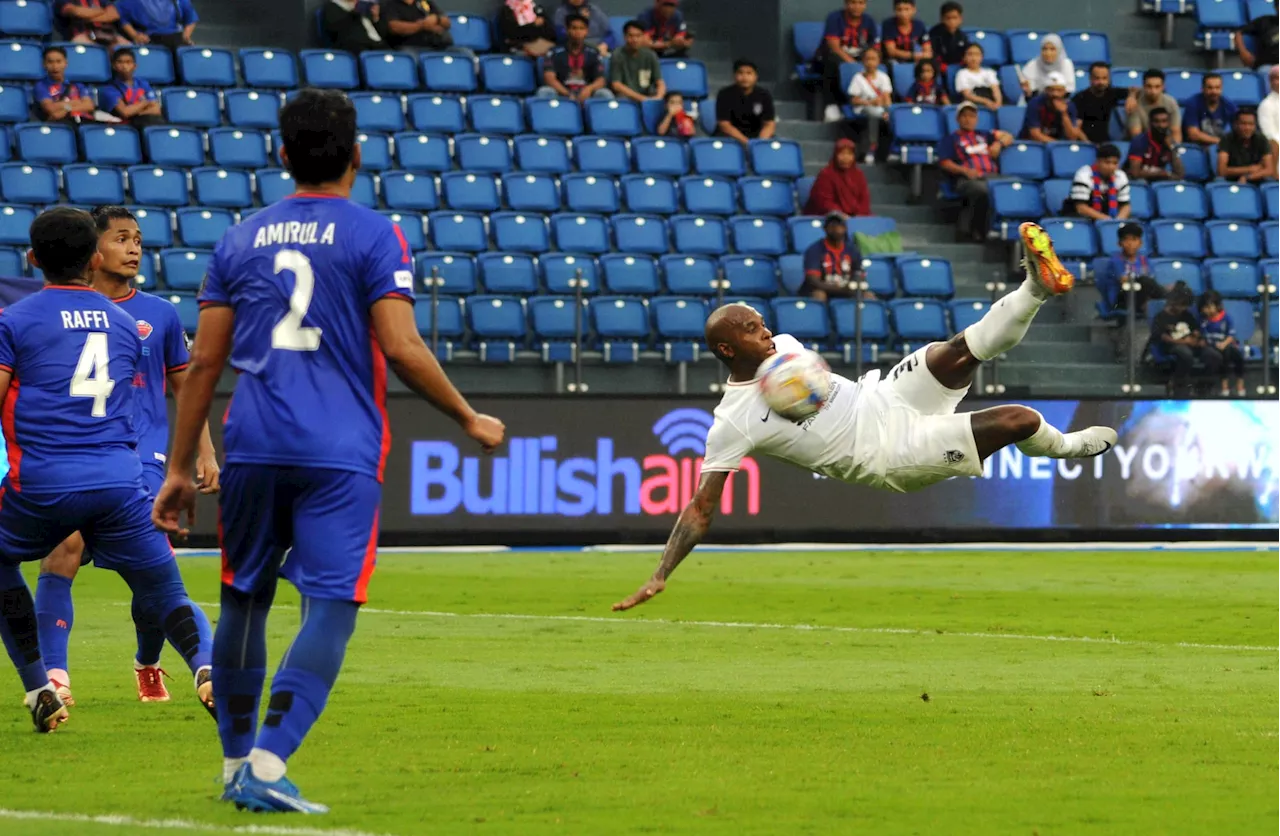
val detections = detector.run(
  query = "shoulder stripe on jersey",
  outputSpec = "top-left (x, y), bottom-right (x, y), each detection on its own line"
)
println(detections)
top-left (198, 300), bottom-right (231, 309)
top-left (0, 364), bottom-right (11, 374)
top-left (392, 224), bottom-right (412, 265)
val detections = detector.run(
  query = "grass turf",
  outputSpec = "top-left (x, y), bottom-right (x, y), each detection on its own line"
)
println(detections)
top-left (0, 549), bottom-right (1275, 835)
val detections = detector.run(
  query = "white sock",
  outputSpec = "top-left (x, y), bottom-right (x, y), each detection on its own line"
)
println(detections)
top-left (1016, 412), bottom-right (1104, 459)
top-left (249, 748), bottom-right (287, 782)
top-left (25, 682), bottom-right (56, 707)
top-left (963, 279), bottom-right (1046, 361)
top-left (223, 757), bottom-right (248, 785)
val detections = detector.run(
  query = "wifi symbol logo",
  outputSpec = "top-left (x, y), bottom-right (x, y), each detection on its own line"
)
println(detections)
top-left (652, 409), bottom-right (715, 457)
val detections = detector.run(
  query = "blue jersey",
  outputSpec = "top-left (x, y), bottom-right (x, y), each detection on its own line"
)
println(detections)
top-left (199, 194), bottom-right (415, 481)
top-left (114, 288), bottom-right (190, 469)
top-left (0, 285), bottom-right (144, 493)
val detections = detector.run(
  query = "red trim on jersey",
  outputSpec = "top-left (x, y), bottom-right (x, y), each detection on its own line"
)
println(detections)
top-left (353, 509), bottom-right (380, 604)
top-left (112, 288), bottom-right (138, 303)
top-left (369, 329), bottom-right (391, 482)
top-left (392, 224), bottom-right (412, 265)
top-left (2, 378), bottom-right (21, 491)
top-left (41, 284), bottom-right (98, 292)
top-left (287, 192), bottom-right (348, 200)
top-left (198, 300), bottom-right (231, 308)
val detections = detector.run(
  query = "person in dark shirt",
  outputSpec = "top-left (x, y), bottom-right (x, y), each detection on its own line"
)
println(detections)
top-left (1071, 62), bottom-right (1134, 145)
top-left (637, 0), bottom-right (692, 57)
top-left (817, 0), bottom-right (879, 121)
top-left (383, 0), bottom-right (454, 51)
top-left (1217, 109), bottom-right (1276, 182)
top-left (1019, 73), bottom-right (1087, 142)
top-left (1149, 284), bottom-right (1218, 396)
top-left (1183, 73), bottom-right (1238, 146)
top-left (905, 59), bottom-right (948, 105)
top-left (539, 14), bottom-right (610, 100)
top-left (100, 48), bottom-right (163, 128)
top-left (938, 101), bottom-right (1011, 242)
top-left (880, 0), bottom-right (931, 64)
top-left (322, 0), bottom-right (386, 54)
top-left (801, 213), bottom-right (864, 302)
top-left (498, 0), bottom-right (557, 56)
top-left (1198, 290), bottom-right (1246, 397)
top-left (927, 0), bottom-right (968, 70)
top-left (715, 59), bottom-right (777, 145)
top-left (1237, 13), bottom-right (1279, 69)
top-left (34, 46), bottom-right (95, 123)
top-left (1126, 108), bottom-right (1185, 181)
top-left (56, 0), bottom-right (130, 47)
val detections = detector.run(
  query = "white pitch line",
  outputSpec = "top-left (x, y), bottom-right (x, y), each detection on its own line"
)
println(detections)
top-left (0, 809), bottom-right (392, 836)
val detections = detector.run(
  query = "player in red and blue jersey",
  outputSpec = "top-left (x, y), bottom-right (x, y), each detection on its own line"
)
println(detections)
top-left (154, 89), bottom-right (505, 813)
top-left (33, 206), bottom-right (221, 708)
top-left (0, 208), bottom-right (215, 732)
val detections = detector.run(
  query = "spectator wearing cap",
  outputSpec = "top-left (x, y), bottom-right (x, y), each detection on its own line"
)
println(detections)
top-left (1236, 10), bottom-right (1279, 69)
top-left (637, 0), bottom-right (692, 58)
top-left (115, 0), bottom-right (198, 50)
top-left (55, 0), bottom-right (131, 48)
top-left (715, 60), bottom-right (777, 146)
top-left (499, 0), bottom-right (557, 56)
top-left (383, 0), bottom-right (455, 52)
top-left (1019, 72), bottom-right (1086, 142)
top-left (801, 213), bottom-right (865, 302)
top-left (323, 0), bottom-right (386, 53)
top-left (927, 1), bottom-right (969, 72)
top-left (1072, 63), bottom-right (1137, 145)
top-left (803, 137), bottom-right (871, 217)
top-left (1183, 73), bottom-right (1238, 147)
top-left (1127, 69), bottom-right (1182, 144)
top-left (539, 13), bottom-right (612, 100)
top-left (1066, 144), bottom-right (1131, 220)
top-left (880, 0), bottom-right (931, 65)
top-left (816, 0), bottom-right (879, 123)
top-left (553, 0), bottom-right (615, 55)
top-left (1126, 107), bottom-right (1185, 182)
top-left (939, 101), bottom-right (1013, 242)
top-left (1019, 33), bottom-right (1075, 98)
top-left (35, 45), bottom-right (96, 123)
top-left (1257, 66), bottom-right (1279, 160)
top-left (609, 20), bottom-right (665, 102)
top-left (1218, 109), bottom-right (1276, 183)
top-left (100, 47), bottom-right (163, 128)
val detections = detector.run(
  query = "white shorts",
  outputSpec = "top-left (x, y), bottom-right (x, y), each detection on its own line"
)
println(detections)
top-left (858, 344), bottom-right (982, 493)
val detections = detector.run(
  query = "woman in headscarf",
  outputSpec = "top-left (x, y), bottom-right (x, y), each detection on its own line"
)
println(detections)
top-left (1020, 34), bottom-right (1075, 97)
top-left (803, 138), bottom-right (871, 218)
top-left (498, 0), bottom-right (557, 56)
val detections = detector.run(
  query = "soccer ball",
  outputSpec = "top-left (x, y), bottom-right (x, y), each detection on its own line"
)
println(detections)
top-left (758, 350), bottom-right (831, 421)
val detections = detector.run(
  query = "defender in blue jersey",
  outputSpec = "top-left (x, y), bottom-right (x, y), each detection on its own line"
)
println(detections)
top-left (0, 208), bottom-right (215, 732)
top-left (33, 206), bottom-right (221, 707)
top-left (154, 89), bottom-right (505, 813)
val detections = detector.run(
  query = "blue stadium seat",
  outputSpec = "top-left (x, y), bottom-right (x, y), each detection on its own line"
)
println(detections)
top-left (408, 93), bottom-right (465, 133)
top-left (1207, 182), bottom-right (1263, 220)
top-left (943, 103), bottom-right (996, 134)
top-left (887, 106), bottom-right (943, 163)
top-left (600, 253), bottom-right (661, 294)
top-left (300, 49), bottom-right (359, 89)
top-left (0, 1), bottom-right (52, 36)
top-left (162, 87), bottom-right (221, 127)
top-left (680, 175), bottom-right (737, 216)
top-left (361, 50), bottom-right (418, 91)
top-left (898, 257), bottom-right (955, 298)
top-left (0, 202), bottom-right (34, 244)
top-left (256, 168), bottom-right (293, 204)
top-left (631, 136), bottom-right (689, 176)
top-left (1223, 300), bottom-right (1257, 353)
top-left (166, 293), bottom-right (200, 334)
top-left (1128, 182), bottom-right (1154, 220)
top-left (997, 65), bottom-right (1023, 107)
top-left (1151, 219), bottom-right (1208, 258)
top-left (479, 54), bottom-right (536, 94)
top-left (528, 295), bottom-right (582, 361)
top-left (525, 96), bottom-right (581, 136)
top-left (738, 176), bottom-right (795, 216)
top-left (671, 215), bottom-right (727, 255)
top-left (161, 248), bottom-right (212, 291)
top-left (65, 164), bottom-right (124, 205)
top-left (721, 255), bottom-right (780, 297)
top-left (414, 296), bottom-right (465, 358)
top-left (787, 216), bottom-right (827, 254)
top-left (468, 295), bottom-right (527, 363)
top-left (749, 139), bottom-right (805, 178)
top-left (830, 298), bottom-right (889, 361)
top-left (448, 13), bottom-right (492, 52)
top-left (429, 211), bottom-right (488, 253)
top-left (383, 211), bottom-right (425, 251)
top-left (1261, 220), bottom-right (1279, 258)
top-left (0, 245), bottom-right (21, 275)
top-left (989, 180), bottom-right (1045, 239)
top-left (572, 135), bottom-right (629, 175)
top-left (792, 22), bottom-right (824, 82)
top-left (454, 133), bottom-right (512, 173)
top-left (469, 94), bottom-right (525, 134)
top-left (611, 213), bottom-right (668, 255)
top-left (552, 212), bottom-right (610, 254)
top-left (651, 296), bottom-right (709, 362)
top-left (1006, 30), bottom-right (1051, 65)
top-left (891, 62), bottom-right (917, 99)
top-left (1153, 181), bottom-right (1209, 218)
top-left (660, 254), bottom-right (719, 295)
top-left (1059, 30), bottom-right (1110, 64)
top-left (514, 134), bottom-right (572, 173)
top-left (1048, 141), bottom-right (1096, 178)
top-left (62, 42), bottom-right (110, 82)
top-left (593, 294), bottom-right (652, 362)
top-left (999, 142), bottom-right (1050, 180)
top-left (660, 59), bottom-right (708, 98)
top-left (1220, 68), bottom-right (1265, 106)
top-left (491, 210), bottom-right (550, 253)
top-left (239, 48), bottom-right (297, 88)
top-left (131, 206), bottom-right (173, 248)
top-left (540, 253), bottom-right (599, 294)
top-left (1196, 0), bottom-right (1248, 50)
top-left (421, 52), bottom-right (477, 92)
top-left (15, 122), bottom-right (76, 164)
top-left (731, 215), bottom-right (788, 256)
top-left (0, 162), bottom-right (53, 203)
top-left (208, 127), bottom-right (268, 169)
top-left (771, 298), bottom-right (829, 348)
top-left (125, 45), bottom-right (173, 85)
top-left (383, 170), bottom-right (440, 211)
top-left (193, 167), bottom-right (253, 209)
top-left (1151, 258), bottom-right (1205, 294)
top-left (478, 252), bottom-right (539, 294)
top-left (585, 98), bottom-right (643, 136)
top-left (1264, 181), bottom-right (1280, 220)
top-left (1038, 218), bottom-right (1098, 274)
top-left (144, 126), bottom-right (204, 167)
top-left (891, 298), bottom-right (949, 345)
top-left (859, 256), bottom-right (897, 298)
top-left (178, 46), bottom-right (236, 87)
top-left (502, 171), bottom-right (559, 212)
top-left (563, 172), bottom-right (620, 214)
top-left (350, 170), bottom-right (377, 207)
top-left (225, 90), bottom-right (283, 129)
top-left (996, 105), bottom-right (1026, 137)
top-left (1205, 258), bottom-right (1261, 298)
top-left (176, 208), bottom-right (235, 249)
top-left (417, 251), bottom-right (476, 294)
top-left (395, 131), bottom-right (452, 172)
top-left (948, 298), bottom-right (990, 333)
top-left (0, 84), bottom-right (28, 122)
top-left (1207, 220), bottom-right (1261, 258)
top-left (965, 29), bottom-right (1008, 65)
top-left (357, 131), bottom-right (392, 170)
top-left (0, 40), bottom-right (41, 80)
top-left (690, 137), bottom-right (746, 176)
top-left (1164, 68), bottom-right (1204, 103)
top-left (351, 92), bottom-right (405, 132)
top-left (1174, 143), bottom-right (1212, 181)
top-left (621, 174), bottom-right (678, 215)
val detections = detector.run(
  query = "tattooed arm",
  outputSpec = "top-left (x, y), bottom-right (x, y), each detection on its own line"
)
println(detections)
top-left (612, 471), bottom-right (729, 611)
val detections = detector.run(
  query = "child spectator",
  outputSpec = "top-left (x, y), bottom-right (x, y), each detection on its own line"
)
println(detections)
top-left (1149, 283), bottom-right (1218, 396)
top-left (100, 48), bottom-right (163, 129)
top-left (906, 59), bottom-right (948, 105)
top-left (322, 0), bottom-right (386, 54)
top-left (1099, 222), bottom-right (1165, 318)
top-left (539, 14), bottom-right (611, 100)
top-left (1198, 291), bottom-right (1247, 397)
top-left (609, 20), bottom-right (665, 102)
top-left (553, 0), bottom-right (615, 55)
top-left (637, 0), bottom-right (692, 57)
top-left (953, 43), bottom-right (1001, 110)
top-left (1020, 34), bottom-right (1075, 97)
top-left (383, 0), bottom-right (455, 53)
top-left (803, 137), bottom-right (871, 218)
top-left (656, 91), bottom-right (697, 138)
top-left (928, 1), bottom-right (969, 72)
top-left (55, 0), bottom-right (130, 48)
top-left (715, 60), bottom-right (777, 145)
top-left (1066, 144), bottom-right (1131, 220)
top-left (817, 0), bottom-right (879, 123)
top-left (1126, 108), bottom-right (1185, 182)
top-left (1019, 73), bottom-right (1086, 141)
top-left (846, 46), bottom-right (893, 164)
top-left (880, 0), bottom-right (931, 64)
top-left (1183, 73), bottom-right (1237, 147)
top-left (499, 0), bottom-right (557, 57)
top-left (115, 0), bottom-right (198, 49)
top-left (35, 46), bottom-right (96, 123)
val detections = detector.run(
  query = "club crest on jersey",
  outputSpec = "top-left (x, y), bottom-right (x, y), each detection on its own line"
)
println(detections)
top-left (136, 320), bottom-right (154, 340)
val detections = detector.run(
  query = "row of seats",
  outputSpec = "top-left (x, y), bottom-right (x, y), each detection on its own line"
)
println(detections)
top-left (1195, 0), bottom-right (1278, 50)
top-left (1035, 217), bottom-right (1278, 264)
top-left (989, 179), bottom-right (1279, 231)
top-left (1094, 255), bottom-right (1276, 299)
top-left (793, 24), bottom-right (1117, 69)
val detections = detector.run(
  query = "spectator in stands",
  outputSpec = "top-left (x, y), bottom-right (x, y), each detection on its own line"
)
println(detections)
top-left (938, 101), bottom-right (1012, 242)
top-left (1065, 144), bottom-right (1131, 220)
top-left (1256, 66), bottom-right (1278, 159)
top-left (553, 0), bottom-right (614, 55)
top-left (817, 0), bottom-right (879, 123)
top-left (55, 1), bottom-right (130, 48)
top-left (100, 47), bottom-right (162, 128)
top-left (1126, 108), bottom-right (1185, 182)
top-left (880, 0), bottom-right (931, 65)
top-left (383, 0), bottom-right (455, 52)
top-left (499, 0), bottom-right (557, 56)
top-left (115, 0), bottom-right (198, 49)
top-left (953, 43), bottom-right (1002, 111)
top-left (1236, 10), bottom-right (1279, 69)
top-left (609, 20), bottom-right (665, 102)
top-left (638, 0), bottom-right (692, 57)
top-left (715, 60), bottom-right (777, 145)
top-left (801, 213), bottom-right (864, 302)
top-left (35, 46), bottom-right (96, 124)
top-left (1218, 109), bottom-right (1277, 183)
top-left (1183, 73), bottom-right (1237, 147)
top-left (1099, 222), bottom-right (1164, 319)
top-left (1072, 63), bottom-right (1136, 145)
top-left (1150, 283), bottom-right (1217, 396)
top-left (905, 59), bottom-right (947, 105)
top-left (928, 1), bottom-right (969, 72)
top-left (656, 91), bottom-right (697, 137)
top-left (803, 137), bottom-right (871, 218)
top-left (323, 0), bottom-right (386, 53)
top-left (539, 14), bottom-right (611, 99)
top-left (1020, 33), bottom-right (1076, 98)
top-left (846, 46), bottom-right (893, 164)
top-left (1198, 290), bottom-right (1246, 398)
top-left (1019, 73), bottom-right (1086, 142)
top-left (1128, 69), bottom-right (1182, 144)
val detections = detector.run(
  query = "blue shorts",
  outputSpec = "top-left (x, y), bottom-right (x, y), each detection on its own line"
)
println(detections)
top-left (218, 464), bottom-right (382, 604)
top-left (0, 482), bottom-right (175, 571)
top-left (141, 462), bottom-right (165, 498)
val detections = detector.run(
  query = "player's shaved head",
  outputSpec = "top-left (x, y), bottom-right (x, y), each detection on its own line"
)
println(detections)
top-left (29, 207), bottom-right (100, 284)
top-left (706, 302), bottom-right (771, 370)
top-left (279, 88), bottom-right (358, 187)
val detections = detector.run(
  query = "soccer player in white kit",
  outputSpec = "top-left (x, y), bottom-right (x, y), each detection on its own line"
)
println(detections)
top-left (614, 222), bottom-right (1118, 611)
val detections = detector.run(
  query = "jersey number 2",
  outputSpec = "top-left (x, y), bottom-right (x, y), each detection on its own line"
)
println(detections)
top-left (271, 250), bottom-right (323, 351)
top-left (70, 332), bottom-right (115, 417)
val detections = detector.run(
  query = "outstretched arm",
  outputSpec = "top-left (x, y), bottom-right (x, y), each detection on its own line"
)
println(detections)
top-left (612, 471), bottom-right (729, 611)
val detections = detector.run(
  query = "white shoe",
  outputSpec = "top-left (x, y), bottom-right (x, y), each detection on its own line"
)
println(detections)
top-left (864, 152), bottom-right (875, 165)
top-left (1064, 426), bottom-right (1118, 458)
top-left (823, 104), bottom-right (843, 123)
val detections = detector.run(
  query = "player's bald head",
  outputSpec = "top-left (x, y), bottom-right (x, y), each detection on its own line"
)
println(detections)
top-left (705, 302), bottom-right (762, 361)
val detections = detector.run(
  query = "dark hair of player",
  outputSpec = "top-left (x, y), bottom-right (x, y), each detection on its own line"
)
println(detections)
top-left (279, 88), bottom-right (357, 186)
top-left (90, 205), bottom-right (137, 233)
top-left (29, 207), bottom-right (99, 284)
top-left (1096, 143), bottom-right (1121, 160)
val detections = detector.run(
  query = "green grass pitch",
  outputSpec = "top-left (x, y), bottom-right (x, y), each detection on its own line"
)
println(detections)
top-left (0, 549), bottom-right (1276, 835)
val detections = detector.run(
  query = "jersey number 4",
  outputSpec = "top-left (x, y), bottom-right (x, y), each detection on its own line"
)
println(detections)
top-left (71, 332), bottom-right (115, 417)
top-left (272, 249), bottom-right (323, 352)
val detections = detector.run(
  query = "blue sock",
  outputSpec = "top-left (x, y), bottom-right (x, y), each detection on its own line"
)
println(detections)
top-left (213, 582), bottom-right (273, 759)
top-left (0, 565), bottom-right (50, 692)
top-left (34, 573), bottom-right (73, 674)
top-left (130, 596), bottom-right (167, 667)
top-left (255, 596), bottom-right (359, 763)
top-left (118, 560), bottom-right (214, 674)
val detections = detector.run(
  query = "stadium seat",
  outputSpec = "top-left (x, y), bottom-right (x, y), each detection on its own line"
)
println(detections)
top-left (990, 181), bottom-right (1045, 239)
top-left (670, 215), bottom-right (727, 255)
top-left (830, 298), bottom-right (889, 359)
top-left (384, 211), bottom-right (426, 251)
top-left (0, 203), bottom-right (34, 246)
top-left (239, 48), bottom-right (297, 88)
top-left (792, 21), bottom-right (824, 82)
top-left (660, 254), bottom-right (719, 295)
top-left (1153, 181), bottom-right (1209, 218)
top-left (468, 296), bottom-right (527, 363)
top-left (255, 168), bottom-right (292, 204)
top-left (193, 167), bottom-right (252, 209)
top-left (749, 139), bottom-right (805, 178)
top-left (965, 28), bottom-right (1008, 65)
top-left (680, 175), bottom-right (737, 216)
top-left (478, 252), bottom-right (539, 295)
top-left (1220, 68), bottom-right (1265, 106)
top-left (739, 177), bottom-right (795, 216)
top-left (1151, 258), bottom-right (1205, 295)
top-left (144, 126), bottom-right (204, 168)
top-left (1196, 0), bottom-right (1248, 50)
top-left (1207, 182), bottom-right (1263, 220)
top-left (1262, 180), bottom-right (1280, 220)
top-left (351, 92), bottom-right (405, 133)
top-left (1151, 219), bottom-right (1208, 258)
top-left (15, 122), bottom-right (76, 164)
top-left (600, 253), bottom-right (661, 294)
top-left (999, 142), bottom-right (1050, 181)
top-left (771, 298), bottom-right (829, 348)
top-left (572, 135), bottom-right (630, 176)
top-left (584, 98), bottom-right (643, 136)
top-left (127, 165), bottom-right (185, 207)
top-left (898, 257), bottom-right (955, 298)
top-left (0, 40), bottom-right (41, 80)
top-left (178, 46), bottom-right (236, 87)
top-left (395, 132), bottom-right (452, 172)
top-left (356, 131), bottom-right (392, 170)
top-left (552, 212), bottom-right (611, 254)
top-left (501, 172), bottom-right (559, 212)
top-left (479, 54), bottom-right (536, 94)
top-left (631, 136), bottom-right (689, 176)
top-left (997, 65), bottom-right (1024, 107)
top-left (454, 133), bottom-right (512, 173)
top-left (123, 45), bottom-right (172, 85)
top-left (891, 298), bottom-right (949, 345)
top-left (469, 95), bottom-right (525, 135)
top-left (787, 216), bottom-right (826, 254)
top-left (1262, 220), bottom-right (1279, 258)
top-left (350, 170), bottom-right (377, 207)
top-left (660, 59), bottom-right (708, 98)
top-left (1164, 68), bottom-right (1204, 103)
top-left (1205, 258), bottom-right (1261, 298)
top-left (429, 211), bottom-right (488, 253)
top-left (131, 206), bottom-right (173, 248)
top-left (62, 42), bottom-right (110, 82)
top-left (207, 128), bottom-right (269, 169)
top-left (0, 85), bottom-right (28, 123)
top-left (691, 138), bottom-right (746, 177)
top-left (166, 293), bottom-right (200, 334)
top-left (611, 213), bottom-right (669, 255)
top-left (162, 87), bottom-right (221, 127)
top-left (360, 51), bottom-right (418, 91)
top-left (1128, 182), bottom-right (1154, 220)
top-left (176, 208), bottom-right (235, 249)
top-left (160, 248), bottom-right (212, 291)
top-left (540, 253), bottom-right (599, 294)
top-left (858, 256), bottom-right (897, 298)
top-left (887, 106), bottom-right (943, 163)
top-left (526, 96), bottom-right (582, 136)
top-left (420, 53), bottom-right (477, 92)
top-left (300, 49), bottom-right (359, 89)
top-left (0, 245), bottom-right (21, 275)
top-left (996, 105), bottom-right (1026, 137)
top-left (731, 215), bottom-right (788, 256)
top-left (563, 172), bottom-right (620, 214)
top-left (528, 295), bottom-right (582, 361)
top-left (1048, 142), bottom-right (1095, 178)
top-left (1207, 220), bottom-right (1261, 259)
top-left (948, 298), bottom-right (990, 333)
top-left (226, 90), bottom-right (283, 129)
top-left (407, 94), bottom-right (465, 134)
top-left (414, 296), bottom-right (464, 358)
top-left (417, 251), bottom-right (477, 294)
top-left (721, 255), bottom-right (780, 297)
top-left (1038, 218), bottom-right (1098, 275)
top-left (448, 14), bottom-right (492, 52)
top-left (622, 174), bottom-right (679, 215)
top-left (1059, 30), bottom-right (1110, 64)
top-left (383, 170), bottom-right (441, 211)
top-left (65, 164), bottom-right (124, 205)
top-left (0, 1), bottom-right (52, 36)
top-left (491, 211), bottom-right (550, 253)
top-left (514, 134), bottom-right (572, 173)
top-left (651, 296), bottom-right (709, 362)
top-left (592, 295), bottom-right (651, 362)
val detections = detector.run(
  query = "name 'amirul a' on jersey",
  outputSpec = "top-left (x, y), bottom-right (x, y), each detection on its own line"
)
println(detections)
top-left (198, 193), bottom-right (416, 481)
top-left (113, 287), bottom-right (190, 469)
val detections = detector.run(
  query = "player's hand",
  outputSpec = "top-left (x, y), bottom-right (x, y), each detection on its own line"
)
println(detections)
top-left (196, 454), bottom-right (221, 495)
top-left (612, 575), bottom-right (666, 611)
top-left (153, 474), bottom-right (197, 539)
top-left (465, 413), bottom-right (505, 453)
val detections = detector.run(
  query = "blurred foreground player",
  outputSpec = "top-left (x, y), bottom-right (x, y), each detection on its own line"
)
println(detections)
top-left (34, 205), bottom-right (221, 707)
top-left (153, 88), bottom-right (506, 814)
top-left (614, 222), bottom-right (1118, 611)
top-left (0, 208), bottom-right (215, 731)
